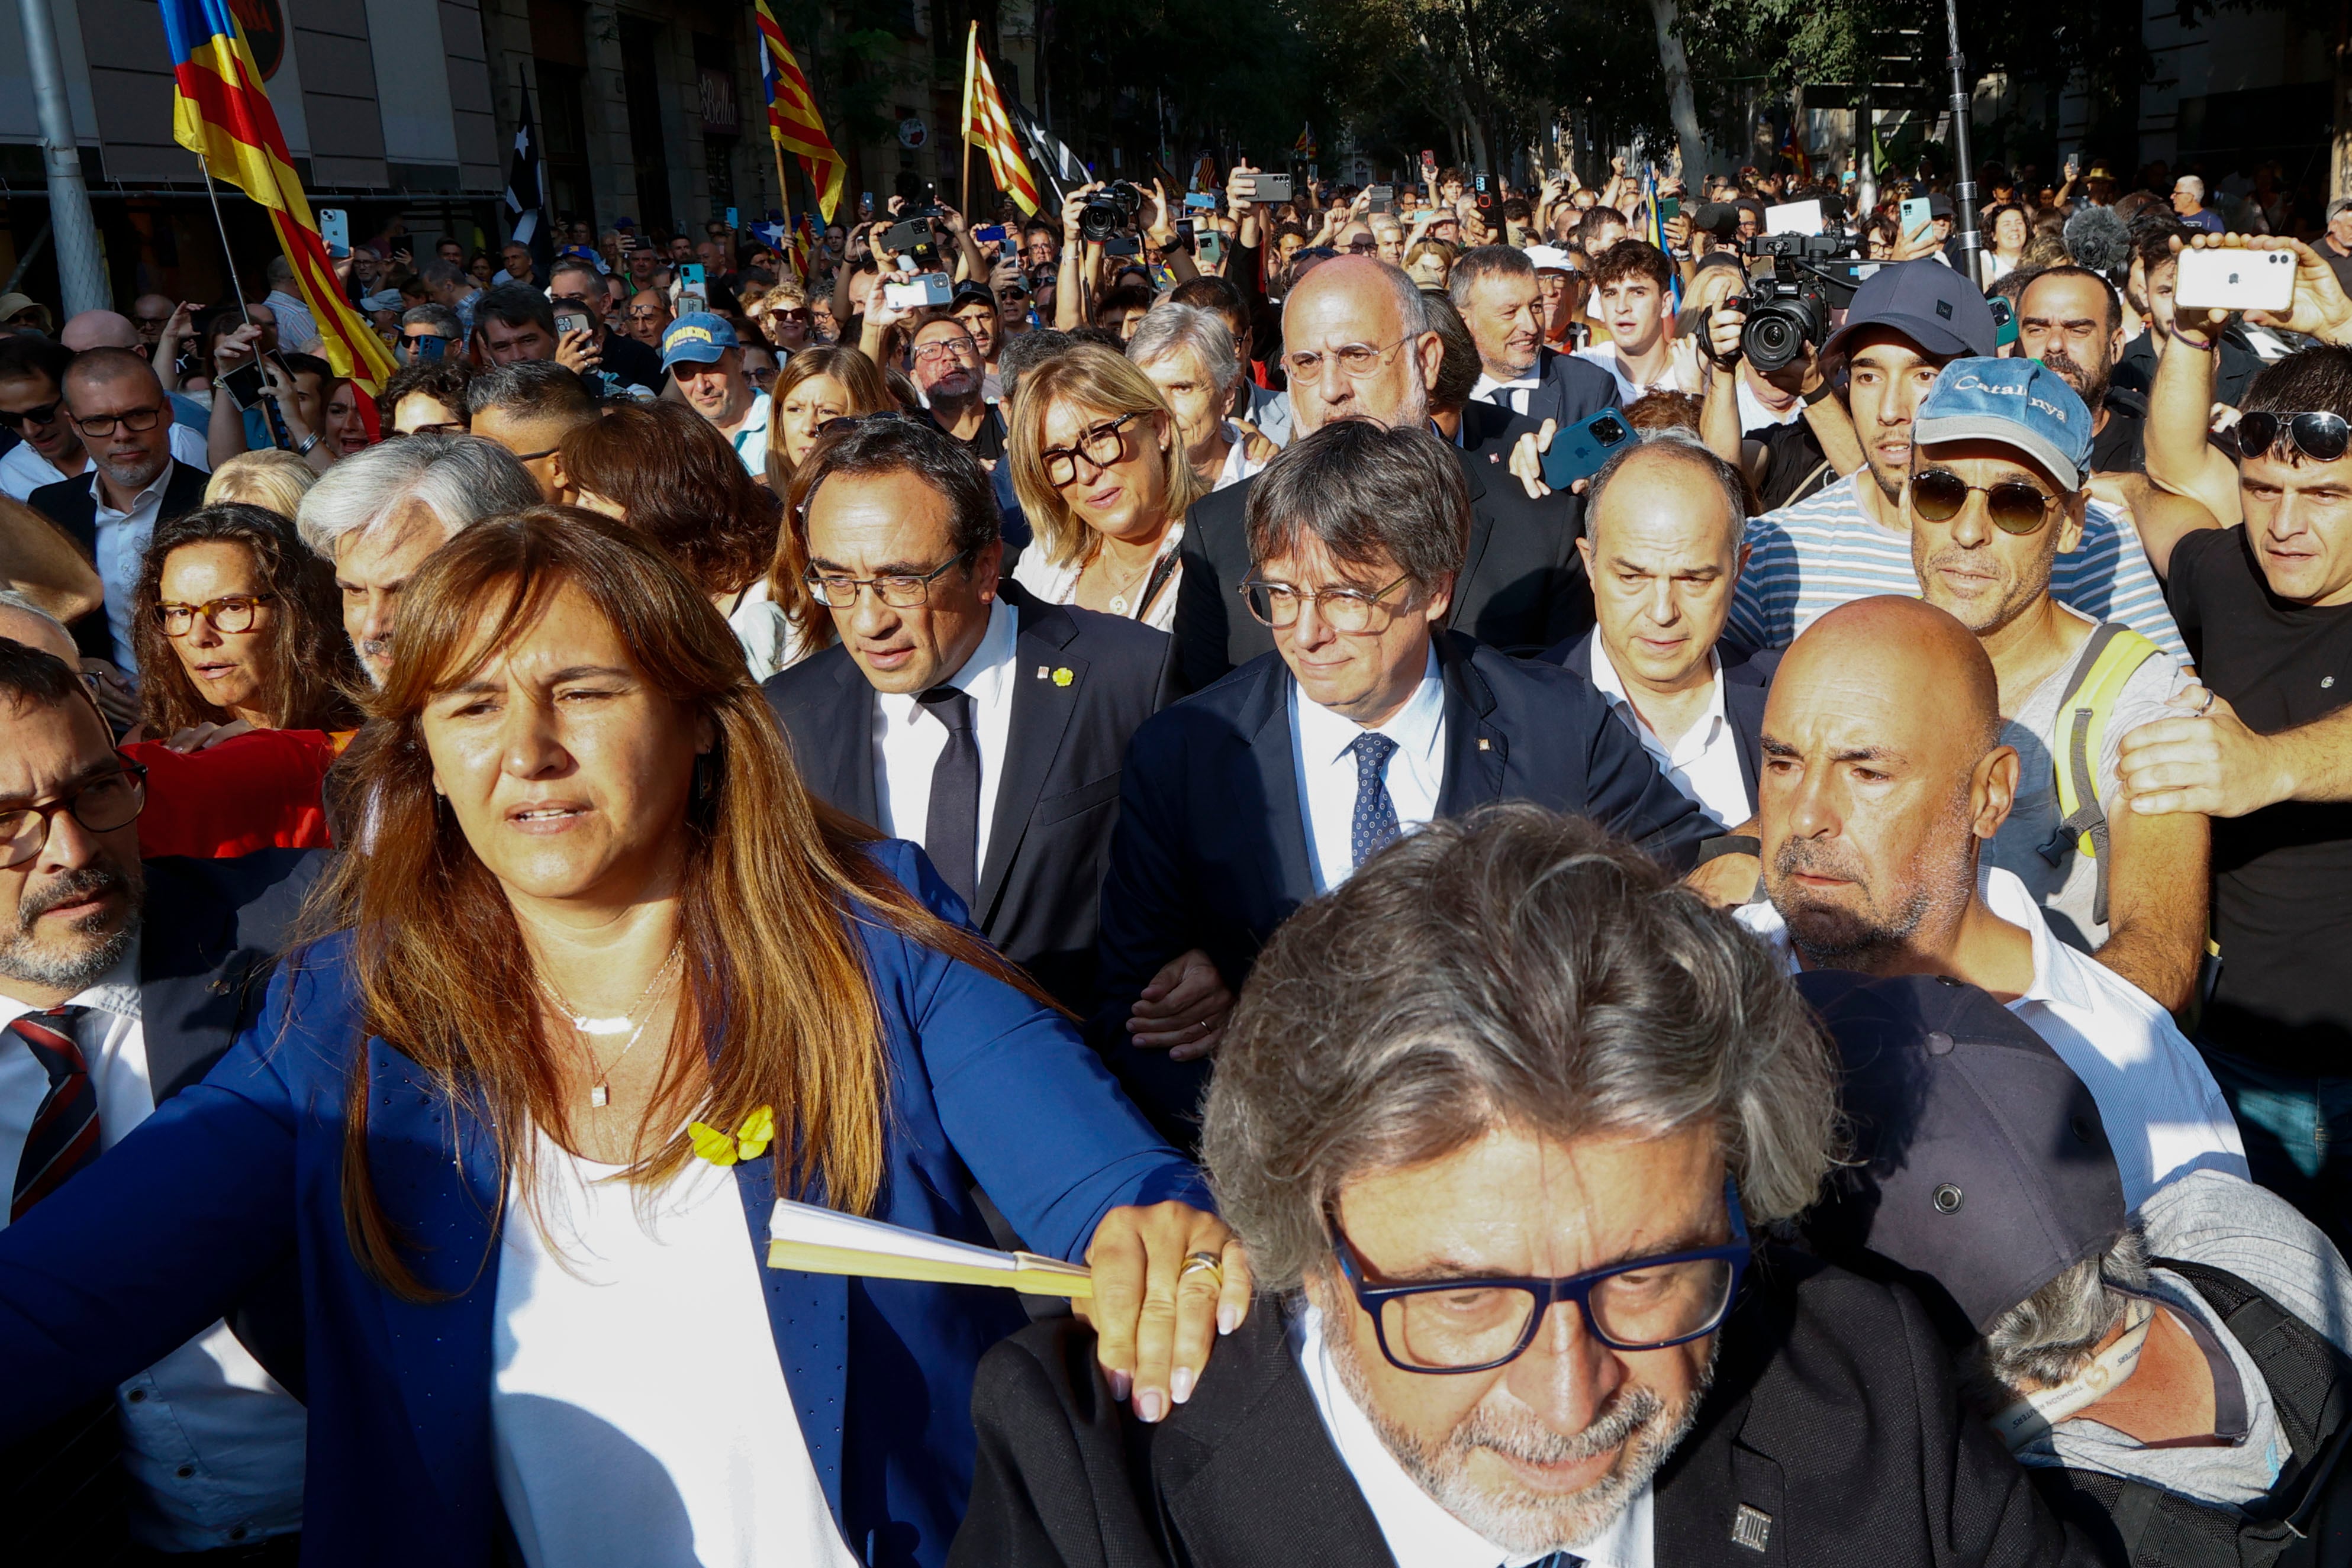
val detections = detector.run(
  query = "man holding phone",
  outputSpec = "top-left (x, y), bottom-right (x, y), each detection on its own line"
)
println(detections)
top-left (395, 305), bottom-right (462, 367)
top-left (549, 257), bottom-right (662, 393)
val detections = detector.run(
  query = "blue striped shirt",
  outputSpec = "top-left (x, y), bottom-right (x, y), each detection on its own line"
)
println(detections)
top-left (1725, 473), bottom-right (2188, 661)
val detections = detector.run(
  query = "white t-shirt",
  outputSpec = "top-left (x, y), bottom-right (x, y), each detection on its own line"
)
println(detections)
top-left (491, 1129), bottom-right (858, 1568)
top-left (1573, 337), bottom-right (1702, 402)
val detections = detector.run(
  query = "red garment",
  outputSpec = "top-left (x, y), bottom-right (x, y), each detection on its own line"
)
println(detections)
top-left (127, 728), bottom-right (340, 859)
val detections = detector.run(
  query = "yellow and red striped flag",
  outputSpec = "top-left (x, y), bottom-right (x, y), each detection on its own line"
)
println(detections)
top-left (754, 0), bottom-right (846, 224)
top-left (160, 0), bottom-right (395, 394)
top-left (961, 23), bottom-right (1039, 217)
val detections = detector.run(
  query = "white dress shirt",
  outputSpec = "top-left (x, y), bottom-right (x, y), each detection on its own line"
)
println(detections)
top-left (89, 459), bottom-right (182, 671)
top-left (0, 423), bottom-right (205, 502)
top-left (0, 957), bottom-right (307, 1551)
top-left (1582, 630), bottom-right (1749, 831)
top-left (1213, 422), bottom-right (1267, 490)
top-left (1293, 1300), bottom-right (1654, 1568)
top-left (724, 390), bottom-right (773, 477)
top-left (1470, 369), bottom-right (1543, 417)
top-left (1291, 647), bottom-right (1448, 894)
top-left (872, 596), bottom-right (1019, 873)
top-left (1737, 866), bottom-right (2249, 1211)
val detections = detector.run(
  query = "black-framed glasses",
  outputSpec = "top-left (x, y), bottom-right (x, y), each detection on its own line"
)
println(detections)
top-left (804, 550), bottom-right (974, 608)
top-left (911, 338), bottom-right (977, 364)
top-left (0, 400), bottom-right (61, 431)
top-left (2237, 410), bottom-right (2351, 464)
top-left (71, 405), bottom-right (165, 438)
top-left (1332, 1177), bottom-right (1751, 1374)
top-left (1039, 411), bottom-right (1142, 486)
top-left (157, 593), bottom-right (273, 637)
top-left (1241, 572), bottom-right (1414, 634)
top-left (0, 760), bottom-right (149, 870)
top-left (1281, 337), bottom-right (1407, 381)
top-left (1909, 466), bottom-right (2063, 535)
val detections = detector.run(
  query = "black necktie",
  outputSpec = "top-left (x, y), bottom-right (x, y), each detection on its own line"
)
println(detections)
top-left (9, 1006), bottom-right (101, 1221)
top-left (919, 685), bottom-right (981, 905)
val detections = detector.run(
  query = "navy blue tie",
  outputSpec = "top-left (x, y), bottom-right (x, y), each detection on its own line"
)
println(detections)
top-left (1525, 1554), bottom-right (1586, 1568)
top-left (1348, 732), bottom-right (1401, 870)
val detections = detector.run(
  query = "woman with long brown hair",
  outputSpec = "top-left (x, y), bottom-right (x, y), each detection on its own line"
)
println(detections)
top-left (0, 506), bottom-right (1245, 1568)
top-left (129, 502), bottom-right (361, 742)
top-left (762, 345), bottom-right (895, 661)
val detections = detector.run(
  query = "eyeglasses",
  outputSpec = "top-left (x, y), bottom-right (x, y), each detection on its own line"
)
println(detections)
top-left (71, 405), bottom-right (165, 438)
top-left (1039, 411), bottom-right (1142, 486)
top-left (2236, 410), bottom-right (2351, 464)
top-left (0, 400), bottom-right (62, 431)
top-left (157, 593), bottom-right (273, 637)
top-left (912, 338), bottom-right (977, 364)
top-left (0, 762), bottom-right (149, 870)
top-left (1908, 467), bottom-right (2064, 535)
top-left (804, 550), bottom-right (974, 608)
top-left (1240, 572), bottom-right (1414, 634)
top-left (1281, 337), bottom-right (1407, 382)
top-left (624, 307), bottom-right (669, 322)
top-left (1332, 1178), bottom-right (1751, 1374)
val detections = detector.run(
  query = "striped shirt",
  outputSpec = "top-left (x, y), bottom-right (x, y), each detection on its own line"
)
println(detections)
top-left (1725, 473), bottom-right (2188, 661)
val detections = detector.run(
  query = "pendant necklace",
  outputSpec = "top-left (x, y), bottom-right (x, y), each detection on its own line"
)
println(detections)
top-left (1094, 546), bottom-right (1156, 618)
top-left (534, 942), bottom-right (682, 1108)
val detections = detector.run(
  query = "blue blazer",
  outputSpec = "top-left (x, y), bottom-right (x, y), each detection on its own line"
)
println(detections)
top-left (0, 841), bottom-right (1204, 1568)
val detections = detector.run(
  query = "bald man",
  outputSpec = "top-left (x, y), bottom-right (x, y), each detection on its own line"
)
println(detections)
top-left (1739, 594), bottom-right (2245, 1211)
top-left (1172, 254), bottom-right (1587, 689)
top-left (59, 309), bottom-right (142, 353)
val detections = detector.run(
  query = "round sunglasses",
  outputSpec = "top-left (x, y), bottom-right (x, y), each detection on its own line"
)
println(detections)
top-left (1909, 466), bottom-right (2062, 535)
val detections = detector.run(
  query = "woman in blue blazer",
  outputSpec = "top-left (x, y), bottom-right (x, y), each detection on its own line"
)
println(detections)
top-left (0, 508), bottom-right (1249, 1567)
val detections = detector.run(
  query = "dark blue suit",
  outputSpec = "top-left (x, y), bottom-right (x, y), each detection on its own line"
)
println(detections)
top-left (1090, 631), bottom-right (1713, 1140)
top-left (0, 841), bottom-right (1203, 1568)
top-left (1509, 344), bottom-right (1621, 433)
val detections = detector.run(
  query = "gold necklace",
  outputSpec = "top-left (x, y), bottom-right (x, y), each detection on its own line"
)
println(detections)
top-left (533, 943), bottom-right (682, 1108)
top-left (1089, 543), bottom-right (1159, 617)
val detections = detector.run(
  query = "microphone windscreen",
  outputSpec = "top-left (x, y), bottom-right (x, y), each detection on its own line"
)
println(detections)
top-left (2063, 204), bottom-right (2132, 280)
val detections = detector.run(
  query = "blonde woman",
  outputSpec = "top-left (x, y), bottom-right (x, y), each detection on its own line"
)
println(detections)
top-left (1007, 344), bottom-right (1203, 630)
top-left (204, 448), bottom-right (320, 519)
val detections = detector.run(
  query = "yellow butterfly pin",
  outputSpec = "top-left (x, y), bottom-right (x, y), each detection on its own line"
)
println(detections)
top-left (688, 1105), bottom-right (775, 1167)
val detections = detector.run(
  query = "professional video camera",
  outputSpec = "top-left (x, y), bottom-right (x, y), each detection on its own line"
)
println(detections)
top-left (1737, 228), bottom-right (1871, 373)
top-left (1078, 180), bottom-right (1146, 244)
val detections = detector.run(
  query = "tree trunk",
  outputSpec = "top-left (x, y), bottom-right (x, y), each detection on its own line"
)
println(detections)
top-left (1647, 0), bottom-right (1707, 182)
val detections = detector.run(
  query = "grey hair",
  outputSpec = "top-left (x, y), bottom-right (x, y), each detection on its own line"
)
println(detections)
top-left (1967, 1225), bottom-right (2149, 1398)
top-left (266, 254), bottom-right (294, 286)
top-left (1445, 243), bottom-right (1535, 311)
top-left (1203, 804), bottom-right (1840, 1291)
top-left (1244, 420), bottom-right (1466, 589)
top-left (996, 328), bottom-right (1074, 408)
top-left (400, 304), bottom-right (462, 337)
top-left (0, 587), bottom-right (69, 642)
top-left (1586, 433), bottom-right (1748, 554)
top-left (294, 434), bottom-right (540, 562)
top-left (2175, 175), bottom-right (2205, 202)
top-left (1126, 304), bottom-right (1239, 400)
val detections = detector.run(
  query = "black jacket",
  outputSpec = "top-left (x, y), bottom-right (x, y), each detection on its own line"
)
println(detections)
top-left (1170, 440), bottom-right (1589, 693)
top-left (1516, 342), bottom-right (1622, 431)
top-left (763, 582), bottom-right (1177, 1014)
top-left (951, 1252), bottom-right (2109, 1568)
top-left (28, 459), bottom-right (213, 661)
top-left (1090, 630), bottom-right (1712, 1141)
top-left (1552, 634), bottom-right (1778, 821)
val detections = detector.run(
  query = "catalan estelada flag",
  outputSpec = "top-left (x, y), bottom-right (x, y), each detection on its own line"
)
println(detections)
top-left (754, 0), bottom-right (846, 224)
top-left (160, 0), bottom-right (395, 394)
top-left (961, 23), bottom-right (1039, 217)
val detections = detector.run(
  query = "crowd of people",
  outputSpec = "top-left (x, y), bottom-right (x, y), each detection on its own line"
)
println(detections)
top-left (2, 145), bottom-right (2351, 1568)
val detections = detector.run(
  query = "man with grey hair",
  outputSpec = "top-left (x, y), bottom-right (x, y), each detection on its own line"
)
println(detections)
top-left (2170, 175), bottom-right (2224, 235)
top-left (1171, 254), bottom-right (1588, 690)
top-left (1447, 243), bottom-right (1616, 424)
top-left (1127, 303), bottom-right (1267, 491)
top-left (963, 806), bottom-right (2109, 1568)
top-left (260, 254), bottom-right (321, 354)
top-left (396, 302), bottom-right (463, 366)
top-left (1093, 420), bottom-right (1709, 1141)
top-left (295, 433), bottom-right (537, 685)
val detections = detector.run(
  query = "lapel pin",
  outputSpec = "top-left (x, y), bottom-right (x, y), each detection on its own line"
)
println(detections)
top-left (1477, 737), bottom-right (1491, 751)
top-left (1053, 667), bottom-right (1074, 686)
top-left (1732, 1504), bottom-right (1772, 1553)
top-left (1036, 665), bottom-right (1049, 679)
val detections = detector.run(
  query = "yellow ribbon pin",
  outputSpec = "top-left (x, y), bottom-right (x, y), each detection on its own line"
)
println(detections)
top-left (688, 1105), bottom-right (776, 1167)
top-left (1052, 667), bottom-right (1073, 687)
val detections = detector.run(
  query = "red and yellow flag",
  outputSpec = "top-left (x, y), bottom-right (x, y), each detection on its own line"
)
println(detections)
top-left (755, 0), bottom-right (846, 224)
top-left (961, 24), bottom-right (1039, 217)
top-left (160, 0), bottom-right (395, 393)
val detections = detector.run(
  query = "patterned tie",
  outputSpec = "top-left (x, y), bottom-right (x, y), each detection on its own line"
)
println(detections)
top-left (919, 685), bottom-right (982, 906)
top-left (1523, 1554), bottom-right (1585, 1568)
top-left (1348, 732), bottom-right (1402, 870)
top-left (9, 1006), bottom-right (101, 1221)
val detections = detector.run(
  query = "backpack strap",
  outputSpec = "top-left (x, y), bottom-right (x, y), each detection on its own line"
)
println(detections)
top-left (2156, 1257), bottom-right (2352, 1504)
top-left (2040, 622), bottom-right (2164, 927)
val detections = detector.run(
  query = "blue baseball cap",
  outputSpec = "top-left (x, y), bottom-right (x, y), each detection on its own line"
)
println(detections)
top-left (1913, 356), bottom-right (2094, 492)
top-left (661, 312), bottom-right (739, 370)
top-left (1821, 259), bottom-right (1997, 360)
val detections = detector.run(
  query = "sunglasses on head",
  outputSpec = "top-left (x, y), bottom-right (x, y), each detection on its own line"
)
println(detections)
top-left (1909, 466), bottom-right (2063, 534)
top-left (2236, 410), bottom-right (2351, 464)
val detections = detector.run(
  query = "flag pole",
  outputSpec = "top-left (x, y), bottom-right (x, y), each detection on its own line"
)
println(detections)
top-left (771, 140), bottom-right (795, 268)
top-left (959, 22), bottom-right (977, 218)
top-left (197, 155), bottom-right (258, 334)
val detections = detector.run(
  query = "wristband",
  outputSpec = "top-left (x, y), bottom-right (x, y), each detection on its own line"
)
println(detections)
top-left (2172, 332), bottom-right (2218, 354)
top-left (1694, 833), bottom-right (1761, 866)
top-left (1801, 379), bottom-right (1837, 406)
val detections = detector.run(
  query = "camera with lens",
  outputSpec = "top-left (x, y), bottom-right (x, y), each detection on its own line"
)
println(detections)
top-left (1078, 181), bottom-right (1146, 244)
top-left (1736, 228), bottom-right (1862, 373)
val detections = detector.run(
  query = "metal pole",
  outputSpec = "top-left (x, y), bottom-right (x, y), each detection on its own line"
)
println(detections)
top-left (18, 0), bottom-right (109, 315)
top-left (1944, 0), bottom-right (1982, 286)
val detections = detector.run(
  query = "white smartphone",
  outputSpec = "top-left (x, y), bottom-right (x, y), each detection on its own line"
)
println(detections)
top-left (2175, 247), bottom-right (2295, 314)
top-left (1899, 196), bottom-right (1933, 238)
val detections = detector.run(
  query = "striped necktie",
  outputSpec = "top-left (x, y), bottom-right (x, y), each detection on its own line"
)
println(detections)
top-left (9, 1006), bottom-right (102, 1221)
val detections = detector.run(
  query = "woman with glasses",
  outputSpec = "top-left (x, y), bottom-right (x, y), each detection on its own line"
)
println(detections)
top-left (129, 502), bottom-right (360, 744)
top-left (1006, 344), bottom-right (1203, 630)
top-left (753, 280), bottom-right (819, 354)
top-left (0, 508), bottom-right (1246, 1567)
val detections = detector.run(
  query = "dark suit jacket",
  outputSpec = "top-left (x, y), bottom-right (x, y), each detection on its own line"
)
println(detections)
top-left (1553, 634), bottom-right (1779, 821)
top-left (1171, 440), bottom-right (1589, 693)
top-left (763, 582), bottom-right (1176, 1013)
top-left (1517, 341), bottom-right (1622, 431)
top-left (29, 459), bottom-right (213, 660)
top-left (1091, 630), bottom-right (1713, 1140)
top-left (951, 1251), bottom-right (2107, 1568)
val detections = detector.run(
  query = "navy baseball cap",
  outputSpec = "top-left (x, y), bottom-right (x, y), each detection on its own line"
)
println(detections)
top-left (661, 312), bottom-right (739, 370)
top-left (1822, 260), bottom-right (1997, 361)
top-left (1796, 971), bottom-right (2127, 1339)
top-left (946, 280), bottom-right (998, 313)
top-left (1914, 356), bottom-right (2095, 492)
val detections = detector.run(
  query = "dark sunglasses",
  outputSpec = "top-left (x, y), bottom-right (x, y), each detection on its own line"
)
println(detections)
top-left (2236, 411), bottom-right (2351, 464)
top-left (1910, 466), bottom-right (2062, 535)
top-left (0, 400), bottom-right (62, 430)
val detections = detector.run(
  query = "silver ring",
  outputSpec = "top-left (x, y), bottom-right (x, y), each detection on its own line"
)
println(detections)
top-left (2195, 686), bottom-right (2218, 716)
top-left (1179, 1251), bottom-right (1225, 1289)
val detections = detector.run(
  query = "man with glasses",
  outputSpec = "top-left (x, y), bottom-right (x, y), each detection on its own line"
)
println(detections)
top-left (28, 350), bottom-right (210, 669)
top-left (394, 303), bottom-right (463, 367)
top-left (0, 635), bottom-right (316, 1557)
top-left (910, 315), bottom-right (1007, 468)
top-left (619, 288), bottom-right (674, 350)
top-left (763, 418), bottom-right (1174, 1013)
top-left (960, 805), bottom-right (2106, 1568)
top-left (462, 360), bottom-right (599, 503)
top-left (1, 337), bottom-right (207, 505)
top-left (547, 257), bottom-right (662, 395)
top-left (1095, 420), bottom-right (1709, 1143)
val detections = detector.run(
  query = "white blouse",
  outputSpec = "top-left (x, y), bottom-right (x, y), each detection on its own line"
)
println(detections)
top-left (1012, 520), bottom-right (1186, 633)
